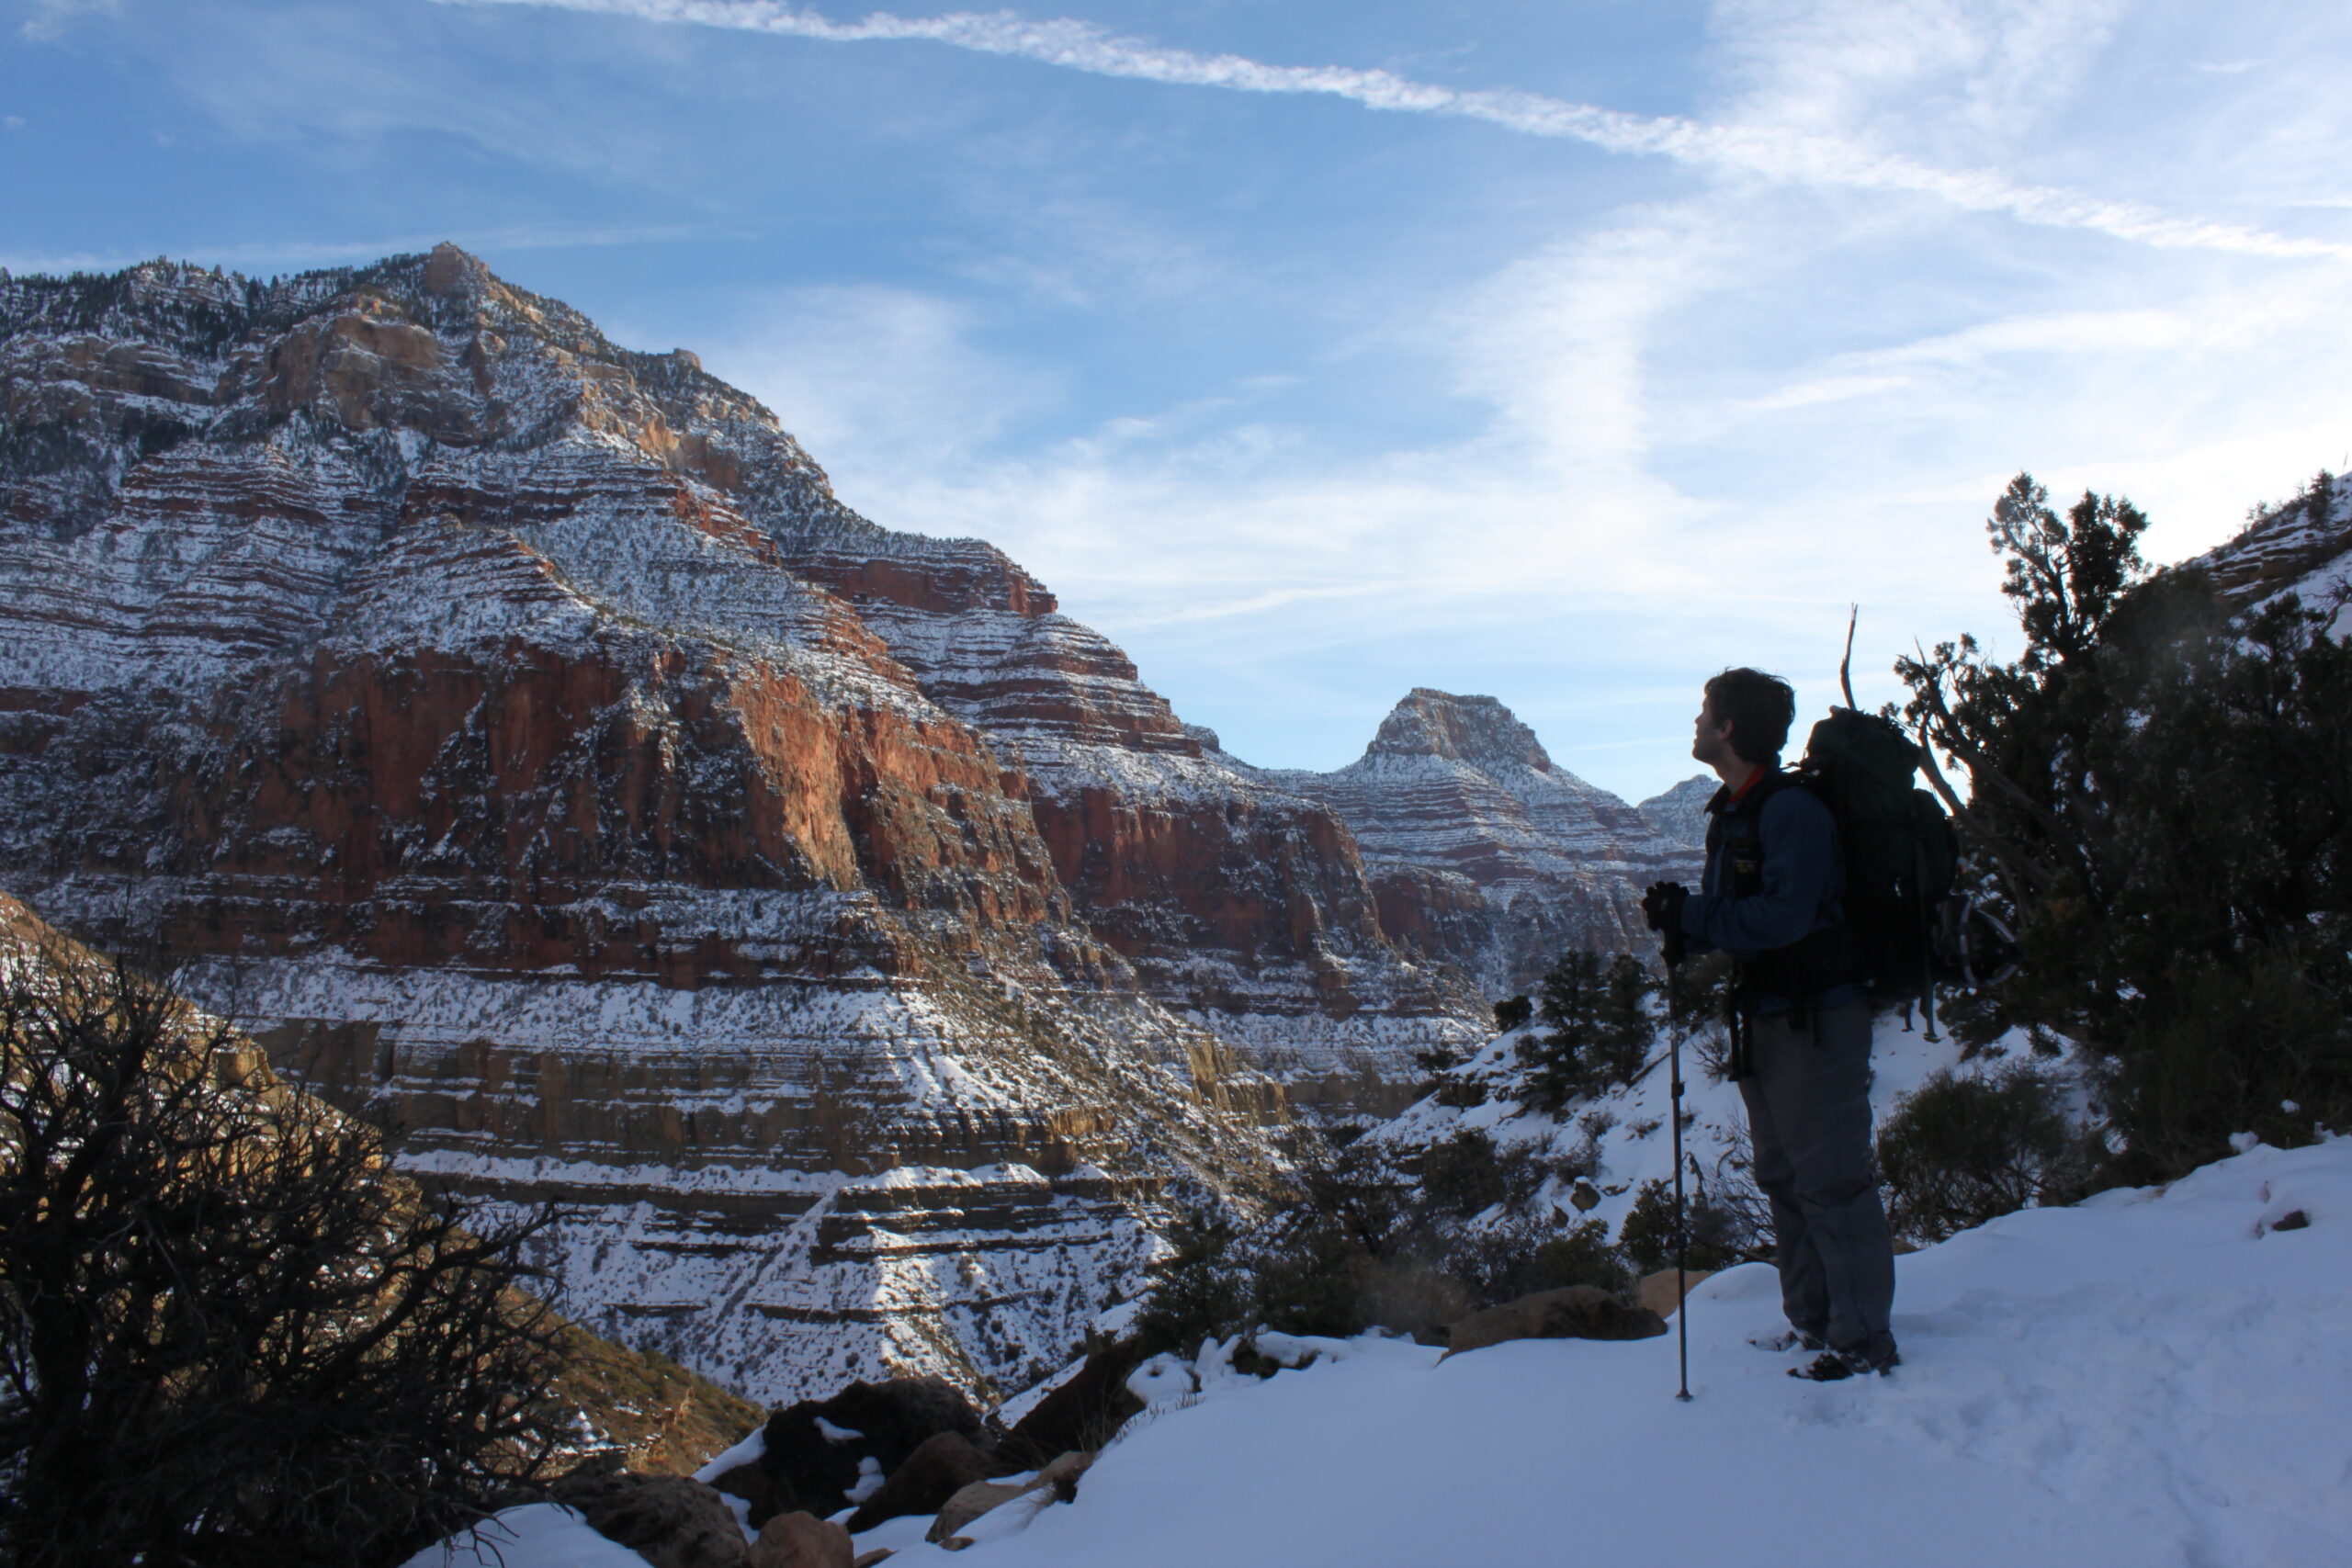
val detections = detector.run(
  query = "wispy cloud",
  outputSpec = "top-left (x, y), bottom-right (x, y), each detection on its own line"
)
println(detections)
top-left (17, 0), bottom-right (118, 42)
top-left (445, 0), bottom-right (2351, 263)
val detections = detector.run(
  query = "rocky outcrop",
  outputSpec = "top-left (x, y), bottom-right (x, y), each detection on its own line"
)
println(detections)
top-left (550, 1465), bottom-right (751, 1568)
top-left (842, 1431), bottom-right (993, 1532)
top-left (787, 536), bottom-right (1481, 1112)
top-left (0, 248), bottom-right (1487, 1404)
top-left (751, 1513), bottom-right (854, 1568)
top-left (1264, 691), bottom-right (1702, 998)
top-left (2189, 470), bottom-right (2352, 613)
top-left (1442, 1286), bottom-right (1668, 1355)
top-left (1637, 774), bottom-right (1715, 852)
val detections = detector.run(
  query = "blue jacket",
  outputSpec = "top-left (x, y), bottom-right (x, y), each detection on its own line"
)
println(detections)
top-left (1679, 772), bottom-right (1861, 1013)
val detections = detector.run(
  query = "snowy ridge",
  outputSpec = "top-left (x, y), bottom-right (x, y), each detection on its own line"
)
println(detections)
top-left (2191, 468), bottom-right (2352, 623)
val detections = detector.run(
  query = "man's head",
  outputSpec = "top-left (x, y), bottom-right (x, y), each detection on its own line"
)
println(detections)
top-left (1694, 667), bottom-right (1796, 773)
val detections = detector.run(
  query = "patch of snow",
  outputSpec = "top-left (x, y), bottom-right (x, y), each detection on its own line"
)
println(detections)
top-left (1123, 1354), bottom-right (1196, 1415)
top-left (692, 1426), bottom-right (767, 1483)
top-left (844, 1454), bottom-right (886, 1503)
top-left (399, 1504), bottom-right (650, 1568)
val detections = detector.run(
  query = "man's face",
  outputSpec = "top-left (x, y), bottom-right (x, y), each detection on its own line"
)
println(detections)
top-left (1692, 693), bottom-right (1735, 768)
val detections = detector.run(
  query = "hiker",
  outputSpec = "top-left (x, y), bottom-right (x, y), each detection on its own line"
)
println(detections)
top-left (1640, 668), bottom-right (1899, 1382)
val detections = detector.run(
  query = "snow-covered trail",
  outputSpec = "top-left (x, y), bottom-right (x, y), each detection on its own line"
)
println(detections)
top-left (884, 1137), bottom-right (2352, 1568)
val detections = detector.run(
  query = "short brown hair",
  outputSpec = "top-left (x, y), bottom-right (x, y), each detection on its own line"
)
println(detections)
top-left (1703, 668), bottom-right (1796, 764)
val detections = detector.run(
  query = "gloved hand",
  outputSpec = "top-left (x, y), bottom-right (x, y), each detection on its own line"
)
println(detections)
top-left (1642, 882), bottom-right (1690, 968)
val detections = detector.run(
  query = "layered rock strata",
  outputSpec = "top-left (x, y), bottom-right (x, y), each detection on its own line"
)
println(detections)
top-left (1637, 774), bottom-right (1715, 852)
top-left (2190, 470), bottom-right (2352, 615)
top-left (1264, 690), bottom-right (1702, 998)
top-left (0, 891), bottom-right (764, 1472)
top-left (783, 536), bottom-right (1479, 1110)
top-left (0, 249), bottom-right (1478, 1402)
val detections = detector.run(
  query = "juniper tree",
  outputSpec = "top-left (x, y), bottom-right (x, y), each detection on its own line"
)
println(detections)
top-left (1900, 472), bottom-right (2352, 1179)
top-left (1519, 950), bottom-right (1657, 1111)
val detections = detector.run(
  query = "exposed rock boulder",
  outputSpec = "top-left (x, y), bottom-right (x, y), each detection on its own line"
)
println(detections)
top-left (549, 1463), bottom-right (750, 1568)
top-left (1635, 1268), bottom-right (1716, 1319)
top-left (843, 1430), bottom-right (993, 1533)
top-left (707, 1461), bottom-right (786, 1533)
top-left (1032, 1450), bottom-right (1093, 1503)
top-left (994, 1342), bottom-right (1145, 1469)
top-left (926, 1481), bottom-right (1035, 1544)
top-left (917, 1450), bottom-right (1092, 1544)
top-left (752, 1377), bottom-right (982, 1524)
top-left (1442, 1286), bottom-right (1668, 1356)
top-left (750, 1511), bottom-right (854, 1568)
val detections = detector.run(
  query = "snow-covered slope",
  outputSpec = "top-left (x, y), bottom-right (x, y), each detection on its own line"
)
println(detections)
top-left (2192, 468), bottom-right (2352, 619)
top-left (1374, 999), bottom-right (1972, 1244)
top-left (421, 1129), bottom-right (2352, 1567)
top-left (863, 1132), bottom-right (2352, 1567)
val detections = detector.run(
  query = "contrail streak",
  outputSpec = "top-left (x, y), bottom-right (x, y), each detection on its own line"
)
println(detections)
top-left (446, 0), bottom-right (2349, 263)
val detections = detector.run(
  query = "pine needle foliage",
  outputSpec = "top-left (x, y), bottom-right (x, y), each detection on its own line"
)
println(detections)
top-left (1518, 951), bottom-right (1657, 1111)
top-left (1900, 472), bottom-right (2352, 1180)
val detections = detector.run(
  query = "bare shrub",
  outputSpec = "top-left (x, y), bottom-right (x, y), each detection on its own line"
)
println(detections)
top-left (0, 947), bottom-right (565, 1568)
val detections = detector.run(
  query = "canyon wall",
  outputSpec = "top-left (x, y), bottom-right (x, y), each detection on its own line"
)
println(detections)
top-left (0, 248), bottom-right (1481, 1403)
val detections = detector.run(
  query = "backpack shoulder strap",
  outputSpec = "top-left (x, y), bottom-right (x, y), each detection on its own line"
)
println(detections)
top-left (1730, 768), bottom-right (1807, 837)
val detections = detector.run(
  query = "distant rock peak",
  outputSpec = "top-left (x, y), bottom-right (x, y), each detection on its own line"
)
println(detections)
top-left (1363, 689), bottom-right (1551, 771)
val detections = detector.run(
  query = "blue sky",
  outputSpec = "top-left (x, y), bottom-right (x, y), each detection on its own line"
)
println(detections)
top-left (7, 0), bottom-right (2352, 799)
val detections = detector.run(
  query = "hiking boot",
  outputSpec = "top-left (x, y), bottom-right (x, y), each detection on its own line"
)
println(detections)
top-left (1788, 1348), bottom-right (1899, 1382)
top-left (1750, 1330), bottom-right (1826, 1353)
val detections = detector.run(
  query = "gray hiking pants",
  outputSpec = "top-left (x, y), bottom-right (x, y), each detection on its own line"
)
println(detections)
top-left (1739, 1000), bottom-right (1897, 1364)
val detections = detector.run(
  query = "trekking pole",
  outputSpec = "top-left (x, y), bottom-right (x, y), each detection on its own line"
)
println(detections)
top-left (1652, 892), bottom-right (1694, 1401)
top-left (1669, 1012), bottom-right (1692, 1402)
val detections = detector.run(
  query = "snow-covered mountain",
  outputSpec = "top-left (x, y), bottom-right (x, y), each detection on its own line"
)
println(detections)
top-left (2192, 468), bottom-right (2352, 618)
top-left (1636, 773), bottom-right (1714, 850)
top-left (0, 248), bottom-right (1483, 1403)
top-left (1263, 690), bottom-right (1702, 998)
